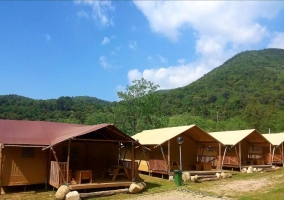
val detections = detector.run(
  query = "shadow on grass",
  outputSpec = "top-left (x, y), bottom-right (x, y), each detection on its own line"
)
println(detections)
top-left (144, 182), bottom-right (163, 190)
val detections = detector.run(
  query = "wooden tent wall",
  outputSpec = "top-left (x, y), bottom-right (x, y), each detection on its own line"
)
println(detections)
top-left (241, 141), bottom-right (249, 164)
top-left (146, 137), bottom-right (197, 172)
top-left (169, 136), bottom-right (197, 170)
top-left (198, 147), bottom-right (219, 167)
top-left (1, 146), bottom-right (47, 186)
top-left (52, 141), bottom-right (119, 178)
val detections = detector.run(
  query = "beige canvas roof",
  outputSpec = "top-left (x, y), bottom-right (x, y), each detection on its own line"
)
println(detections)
top-left (262, 133), bottom-right (284, 146)
top-left (209, 129), bottom-right (270, 146)
top-left (132, 125), bottom-right (221, 146)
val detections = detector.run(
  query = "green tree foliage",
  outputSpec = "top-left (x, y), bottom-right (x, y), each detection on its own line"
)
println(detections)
top-left (112, 78), bottom-right (165, 135)
top-left (243, 98), bottom-right (272, 132)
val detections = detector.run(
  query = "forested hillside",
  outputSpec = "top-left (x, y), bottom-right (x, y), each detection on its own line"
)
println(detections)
top-left (0, 95), bottom-right (113, 124)
top-left (1, 48), bottom-right (284, 134)
top-left (159, 48), bottom-right (284, 132)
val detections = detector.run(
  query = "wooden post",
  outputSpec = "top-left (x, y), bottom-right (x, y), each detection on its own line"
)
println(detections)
top-left (131, 141), bottom-right (134, 181)
top-left (218, 143), bottom-right (221, 170)
top-left (281, 142), bottom-right (284, 164)
top-left (66, 140), bottom-right (71, 185)
top-left (239, 141), bottom-right (242, 170)
top-left (0, 143), bottom-right (2, 194)
top-left (168, 140), bottom-right (170, 173)
top-left (51, 147), bottom-right (66, 184)
top-left (85, 141), bottom-right (89, 167)
top-left (160, 146), bottom-right (166, 166)
top-left (270, 144), bottom-right (272, 164)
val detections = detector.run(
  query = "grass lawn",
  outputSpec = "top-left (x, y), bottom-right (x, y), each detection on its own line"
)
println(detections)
top-left (1, 168), bottom-right (284, 199)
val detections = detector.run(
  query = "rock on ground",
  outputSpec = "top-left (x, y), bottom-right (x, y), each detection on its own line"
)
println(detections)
top-left (65, 191), bottom-right (80, 200)
top-left (55, 185), bottom-right (70, 200)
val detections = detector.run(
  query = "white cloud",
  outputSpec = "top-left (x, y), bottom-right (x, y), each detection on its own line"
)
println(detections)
top-left (132, 1), bottom-right (284, 90)
top-left (99, 56), bottom-right (112, 70)
top-left (128, 69), bottom-right (142, 83)
top-left (77, 10), bottom-right (89, 19)
top-left (147, 56), bottom-right (153, 61)
top-left (75, 0), bottom-right (114, 26)
top-left (268, 32), bottom-right (284, 49)
top-left (128, 63), bottom-right (208, 90)
top-left (102, 37), bottom-right (110, 45)
top-left (128, 41), bottom-right (137, 50)
top-left (178, 59), bottom-right (186, 64)
top-left (158, 54), bottom-right (167, 63)
top-left (45, 34), bottom-right (51, 42)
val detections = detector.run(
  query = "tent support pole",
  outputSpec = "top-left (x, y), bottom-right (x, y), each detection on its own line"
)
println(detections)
top-left (272, 146), bottom-right (276, 166)
top-left (168, 140), bottom-right (171, 174)
top-left (239, 142), bottom-right (242, 170)
top-left (66, 140), bottom-right (71, 185)
top-left (270, 144), bottom-right (272, 163)
top-left (281, 142), bottom-right (284, 164)
top-left (218, 143), bottom-right (221, 170)
top-left (221, 147), bottom-right (228, 171)
top-left (131, 141), bottom-right (135, 181)
top-left (51, 147), bottom-right (66, 184)
top-left (0, 143), bottom-right (2, 195)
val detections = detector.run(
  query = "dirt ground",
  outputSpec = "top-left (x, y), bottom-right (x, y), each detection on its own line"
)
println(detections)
top-left (126, 176), bottom-right (280, 200)
top-left (126, 190), bottom-right (226, 200)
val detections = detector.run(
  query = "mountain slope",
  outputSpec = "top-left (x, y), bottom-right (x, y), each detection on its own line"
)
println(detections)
top-left (160, 48), bottom-right (284, 120)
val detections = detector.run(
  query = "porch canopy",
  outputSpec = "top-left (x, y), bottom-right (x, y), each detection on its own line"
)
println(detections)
top-left (262, 133), bottom-right (284, 146)
top-left (133, 125), bottom-right (220, 147)
top-left (0, 119), bottom-right (138, 147)
top-left (209, 129), bottom-right (270, 147)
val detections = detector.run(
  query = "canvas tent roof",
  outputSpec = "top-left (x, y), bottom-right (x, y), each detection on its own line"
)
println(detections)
top-left (262, 133), bottom-right (284, 146)
top-left (209, 129), bottom-right (270, 146)
top-left (0, 119), bottom-right (137, 147)
top-left (132, 125), bottom-right (221, 146)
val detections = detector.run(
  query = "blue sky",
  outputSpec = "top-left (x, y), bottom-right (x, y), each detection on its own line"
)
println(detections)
top-left (1, 1), bottom-right (284, 102)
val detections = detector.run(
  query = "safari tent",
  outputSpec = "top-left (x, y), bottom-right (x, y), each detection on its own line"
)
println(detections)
top-left (130, 125), bottom-right (223, 176)
top-left (209, 129), bottom-right (271, 170)
top-left (0, 119), bottom-right (141, 192)
top-left (262, 133), bottom-right (284, 165)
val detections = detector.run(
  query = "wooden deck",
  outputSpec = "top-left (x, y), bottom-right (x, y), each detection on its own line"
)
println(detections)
top-left (241, 164), bottom-right (272, 168)
top-left (68, 179), bottom-right (132, 190)
top-left (185, 170), bottom-right (221, 176)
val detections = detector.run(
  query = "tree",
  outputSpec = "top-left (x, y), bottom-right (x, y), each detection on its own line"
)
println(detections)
top-left (113, 78), bottom-right (162, 135)
top-left (243, 98), bottom-right (272, 132)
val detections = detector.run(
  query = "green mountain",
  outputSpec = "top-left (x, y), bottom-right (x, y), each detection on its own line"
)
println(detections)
top-left (1, 48), bottom-right (284, 133)
top-left (159, 48), bottom-right (284, 132)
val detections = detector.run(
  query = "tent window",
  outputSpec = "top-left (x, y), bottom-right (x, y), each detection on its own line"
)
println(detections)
top-left (206, 147), bottom-right (215, 152)
top-left (252, 147), bottom-right (260, 152)
top-left (22, 147), bottom-right (35, 158)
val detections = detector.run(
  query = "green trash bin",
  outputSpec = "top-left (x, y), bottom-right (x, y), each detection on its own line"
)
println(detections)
top-left (173, 169), bottom-right (182, 186)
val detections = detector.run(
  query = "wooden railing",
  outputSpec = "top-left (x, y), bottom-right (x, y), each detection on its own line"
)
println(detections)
top-left (222, 156), bottom-right (239, 166)
top-left (264, 154), bottom-right (283, 164)
top-left (120, 160), bottom-right (139, 179)
top-left (49, 161), bottom-right (71, 188)
top-left (149, 159), bottom-right (168, 173)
